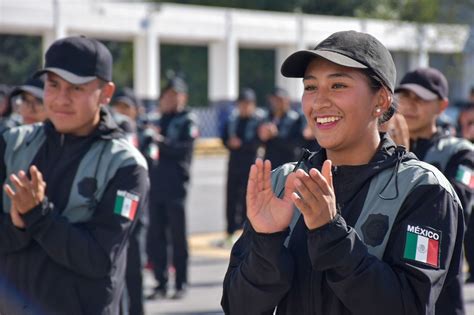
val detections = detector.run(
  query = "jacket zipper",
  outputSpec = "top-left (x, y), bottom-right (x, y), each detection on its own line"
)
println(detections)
top-left (60, 134), bottom-right (65, 146)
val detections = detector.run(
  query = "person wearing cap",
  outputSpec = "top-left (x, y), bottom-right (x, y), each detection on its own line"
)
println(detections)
top-left (222, 30), bottom-right (464, 315)
top-left (258, 87), bottom-right (306, 168)
top-left (0, 84), bottom-right (20, 134)
top-left (10, 77), bottom-right (47, 125)
top-left (146, 76), bottom-right (198, 300)
top-left (111, 88), bottom-right (149, 315)
top-left (220, 87), bottom-right (265, 246)
top-left (396, 67), bottom-right (473, 311)
top-left (0, 36), bottom-right (149, 315)
top-left (458, 102), bottom-right (474, 143)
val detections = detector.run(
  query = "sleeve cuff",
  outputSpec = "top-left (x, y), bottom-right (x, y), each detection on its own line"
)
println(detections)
top-left (22, 199), bottom-right (53, 229)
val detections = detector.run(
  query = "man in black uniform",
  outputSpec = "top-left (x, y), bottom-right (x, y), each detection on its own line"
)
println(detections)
top-left (258, 87), bottom-right (305, 168)
top-left (221, 88), bottom-right (264, 244)
top-left (396, 67), bottom-right (473, 314)
top-left (0, 36), bottom-right (149, 315)
top-left (112, 89), bottom-right (149, 315)
top-left (147, 77), bottom-right (198, 300)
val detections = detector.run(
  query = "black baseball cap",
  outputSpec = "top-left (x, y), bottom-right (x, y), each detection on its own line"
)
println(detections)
top-left (237, 88), bottom-right (256, 102)
top-left (270, 87), bottom-right (289, 98)
top-left (281, 30), bottom-right (396, 92)
top-left (163, 77), bottom-right (188, 94)
top-left (35, 36), bottom-right (113, 84)
top-left (395, 67), bottom-right (448, 101)
top-left (112, 87), bottom-right (141, 108)
top-left (10, 77), bottom-right (44, 100)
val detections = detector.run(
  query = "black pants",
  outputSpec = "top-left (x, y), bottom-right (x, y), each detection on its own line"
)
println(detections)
top-left (125, 221), bottom-right (146, 315)
top-left (147, 198), bottom-right (188, 290)
top-left (464, 211), bottom-right (474, 277)
top-left (226, 168), bottom-right (249, 235)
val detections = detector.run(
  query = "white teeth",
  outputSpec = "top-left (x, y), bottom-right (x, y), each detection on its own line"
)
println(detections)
top-left (316, 117), bottom-right (340, 124)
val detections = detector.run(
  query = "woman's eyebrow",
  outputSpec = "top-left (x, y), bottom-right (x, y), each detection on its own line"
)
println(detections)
top-left (303, 72), bottom-right (355, 82)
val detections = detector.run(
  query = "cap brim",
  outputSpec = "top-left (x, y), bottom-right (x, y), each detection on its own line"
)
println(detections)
top-left (281, 49), bottom-right (367, 78)
top-left (35, 68), bottom-right (97, 85)
top-left (11, 85), bottom-right (44, 100)
top-left (395, 84), bottom-right (439, 101)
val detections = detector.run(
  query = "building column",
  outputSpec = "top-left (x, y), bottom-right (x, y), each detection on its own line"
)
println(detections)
top-left (133, 15), bottom-right (159, 101)
top-left (42, 0), bottom-right (67, 63)
top-left (208, 10), bottom-right (238, 103)
top-left (275, 13), bottom-right (305, 102)
top-left (409, 26), bottom-right (429, 69)
top-left (275, 45), bottom-right (304, 102)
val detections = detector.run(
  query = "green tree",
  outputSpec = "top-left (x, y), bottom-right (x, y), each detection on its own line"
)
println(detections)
top-left (101, 40), bottom-right (134, 91)
top-left (0, 35), bottom-right (42, 85)
top-left (239, 48), bottom-right (275, 106)
top-left (160, 44), bottom-right (208, 107)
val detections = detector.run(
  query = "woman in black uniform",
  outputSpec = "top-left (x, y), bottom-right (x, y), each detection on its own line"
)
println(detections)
top-left (222, 30), bottom-right (464, 315)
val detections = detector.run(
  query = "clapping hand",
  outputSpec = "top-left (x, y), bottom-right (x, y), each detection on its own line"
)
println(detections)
top-left (291, 160), bottom-right (337, 230)
top-left (246, 159), bottom-right (297, 233)
top-left (4, 166), bottom-right (46, 215)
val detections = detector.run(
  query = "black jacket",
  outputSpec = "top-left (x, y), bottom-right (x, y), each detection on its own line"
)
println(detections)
top-left (150, 110), bottom-right (198, 200)
top-left (410, 130), bottom-right (473, 215)
top-left (0, 107), bottom-right (149, 315)
top-left (262, 110), bottom-right (305, 168)
top-left (222, 135), bottom-right (464, 315)
top-left (222, 111), bottom-right (263, 174)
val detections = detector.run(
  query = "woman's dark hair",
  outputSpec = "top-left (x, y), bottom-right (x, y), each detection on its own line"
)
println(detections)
top-left (362, 68), bottom-right (397, 125)
top-left (0, 84), bottom-right (14, 118)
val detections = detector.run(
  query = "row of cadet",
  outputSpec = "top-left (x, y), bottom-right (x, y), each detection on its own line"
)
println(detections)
top-left (0, 32), bottom-right (473, 315)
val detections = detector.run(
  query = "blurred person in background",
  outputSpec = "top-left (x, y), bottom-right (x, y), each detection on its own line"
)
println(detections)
top-left (221, 88), bottom-right (264, 246)
top-left (112, 88), bottom-right (148, 315)
top-left (0, 84), bottom-right (20, 133)
top-left (396, 67), bottom-right (473, 314)
top-left (146, 77), bottom-right (198, 300)
top-left (459, 102), bottom-right (474, 142)
top-left (10, 77), bottom-right (47, 125)
top-left (379, 112), bottom-right (410, 150)
top-left (258, 87), bottom-right (305, 168)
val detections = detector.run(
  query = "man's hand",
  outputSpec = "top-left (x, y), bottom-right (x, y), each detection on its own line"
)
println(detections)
top-left (227, 136), bottom-right (242, 149)
top-left (4, 166), bottom-right (46, 215)
top-left (291, 160), bottom-right (337, 230)
top-left (246, 159), bottom-right (296, 233)
top-left (258, 123), bottom-right (278, 142)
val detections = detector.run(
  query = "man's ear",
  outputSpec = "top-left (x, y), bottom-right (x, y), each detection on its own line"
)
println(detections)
top-left (438, 98), bottom-right (449, 113)
top-left (100, 82), bottom-right (116, 105)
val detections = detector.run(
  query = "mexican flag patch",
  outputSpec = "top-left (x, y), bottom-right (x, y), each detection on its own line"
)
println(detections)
top-left (455, 165), bottom-right (474, 189)
top-left (114, 190), bottom-right (139, 220)
top-left (403, 225), bottom-right (441, 268)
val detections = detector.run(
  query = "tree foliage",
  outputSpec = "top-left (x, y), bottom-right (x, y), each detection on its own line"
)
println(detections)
top-left (0, 35), bottom-right (42, 85)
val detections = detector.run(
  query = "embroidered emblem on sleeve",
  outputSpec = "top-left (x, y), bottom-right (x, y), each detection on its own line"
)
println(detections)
top-left (455, 165), bottom-right (474, 189)
top-left (403, 224), bottom-right (441, 268)
top-left (114, 190), bottom-right (139, 220)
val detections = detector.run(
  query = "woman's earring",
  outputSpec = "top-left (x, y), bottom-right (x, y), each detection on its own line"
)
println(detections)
top-left (375, 107), bottom-right (381, 113)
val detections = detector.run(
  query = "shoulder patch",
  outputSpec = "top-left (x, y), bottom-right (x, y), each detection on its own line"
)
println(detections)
top-left (455, 165), bottom-right (474, 189)
top-left (114, 190), bottom-right (139, 220)
top-left (403, 224), bottom-right (441, 268)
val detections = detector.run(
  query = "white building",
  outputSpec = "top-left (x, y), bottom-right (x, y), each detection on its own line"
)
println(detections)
top-left (0, 0), bottom-right (471, 104)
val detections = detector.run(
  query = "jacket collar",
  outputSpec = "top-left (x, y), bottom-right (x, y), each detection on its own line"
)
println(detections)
top-left (44, 106), bottom-right (124, 142)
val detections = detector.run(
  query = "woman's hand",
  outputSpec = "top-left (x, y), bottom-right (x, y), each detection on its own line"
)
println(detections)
top-left (291, 160), bottom-right (337, 230)
top-left (246, 159), bottom-right (297, 233)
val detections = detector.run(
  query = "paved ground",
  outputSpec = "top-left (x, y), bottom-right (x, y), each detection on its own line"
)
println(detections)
top-left (144, 154), bottom-right (474, 315)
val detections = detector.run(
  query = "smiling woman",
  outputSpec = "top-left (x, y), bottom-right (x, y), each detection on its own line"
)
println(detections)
top-left (222, 30), bottom-right (465, 315)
